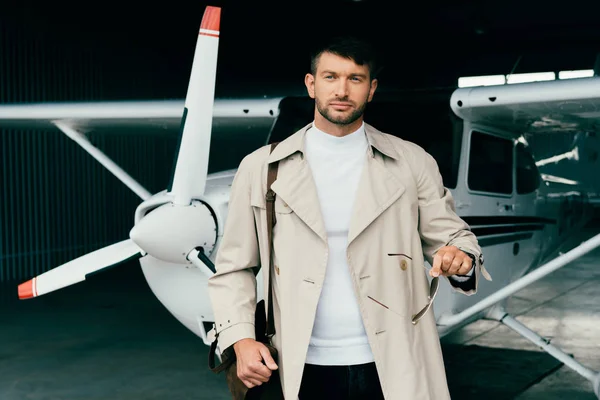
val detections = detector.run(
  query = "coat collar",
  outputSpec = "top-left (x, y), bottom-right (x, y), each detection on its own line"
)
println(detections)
top-left (267, 121), bottom-right (401, 164)
top-left (267, 120), bottom-right (406, 245)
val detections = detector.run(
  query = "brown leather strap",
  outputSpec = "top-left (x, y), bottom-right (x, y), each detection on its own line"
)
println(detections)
top-left (265, 142), bottom-right (280, 338)
top-left (208, 339), bottom-right (232, 373)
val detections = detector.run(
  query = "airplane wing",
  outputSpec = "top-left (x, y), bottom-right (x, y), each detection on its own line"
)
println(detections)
top-left (450, 76), bottom-right (600, 134)
top-left (451, 76), bottom-right (600, 202)
top-left (0, 97), bottom-right (284, 194)
top-left (0, 98), bottom-right (283, 133)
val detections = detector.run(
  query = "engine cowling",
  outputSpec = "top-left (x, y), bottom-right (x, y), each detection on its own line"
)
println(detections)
top-left (129, 199), bottom-right (217, 264)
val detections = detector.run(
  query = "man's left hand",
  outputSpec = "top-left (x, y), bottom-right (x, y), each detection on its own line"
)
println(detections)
top-left (430, 246), bottom-right (473, 277)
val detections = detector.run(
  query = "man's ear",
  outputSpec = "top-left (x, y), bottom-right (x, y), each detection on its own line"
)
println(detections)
top-left (305, 73), bottom-right (315, 99)
top-left (368, 78), bottom-right (378, 102)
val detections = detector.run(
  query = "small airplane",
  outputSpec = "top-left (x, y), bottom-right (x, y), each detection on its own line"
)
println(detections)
top-left (1, 5), bottom-right (599, 397)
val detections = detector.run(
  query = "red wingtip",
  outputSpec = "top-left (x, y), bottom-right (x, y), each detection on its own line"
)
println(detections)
top-left (18, 279), bottom-right (35, 299)
top-left (200, 6), bottom-right (221, 32)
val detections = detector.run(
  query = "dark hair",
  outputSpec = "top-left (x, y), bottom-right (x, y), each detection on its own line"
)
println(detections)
top-left (309, 35), bottom-right (380, 80)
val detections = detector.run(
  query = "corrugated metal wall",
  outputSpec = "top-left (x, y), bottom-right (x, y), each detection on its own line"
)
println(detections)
top-left (0, 17), bottom-right (178, 302)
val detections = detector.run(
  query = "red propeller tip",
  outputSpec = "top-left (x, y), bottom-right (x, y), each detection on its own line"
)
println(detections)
top-left (18, 279), bottom-right (35, 299)
top-left (200, 6), bottom-right (220, 33)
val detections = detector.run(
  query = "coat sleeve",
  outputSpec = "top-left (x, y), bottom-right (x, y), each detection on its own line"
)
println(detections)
top-left (415, 150), bottom-right (491, 295)
top-left (207, 155), bottom-right (260, 350)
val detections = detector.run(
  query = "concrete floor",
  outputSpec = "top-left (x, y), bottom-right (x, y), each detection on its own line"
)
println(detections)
top-left (442, 219), bottom-right (600, 399)
top-left (1, 265), bottom-right (231, 400)
top-left (1, 220), bottom-right (599, 399)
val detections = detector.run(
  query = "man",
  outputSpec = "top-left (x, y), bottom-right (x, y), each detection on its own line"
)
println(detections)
top-left (208, 36), bottom-right (489, 399)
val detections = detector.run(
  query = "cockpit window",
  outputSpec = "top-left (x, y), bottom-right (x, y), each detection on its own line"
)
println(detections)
top-left (468, 131), bottom-right (513, 195)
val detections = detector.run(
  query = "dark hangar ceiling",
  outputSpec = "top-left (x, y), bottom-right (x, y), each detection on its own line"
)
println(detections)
top-left (2, 0), bottom-right (600, 96)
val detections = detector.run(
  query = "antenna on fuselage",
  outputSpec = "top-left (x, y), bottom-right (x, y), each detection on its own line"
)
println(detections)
top-left (505, 55), bottom-right (523, 85)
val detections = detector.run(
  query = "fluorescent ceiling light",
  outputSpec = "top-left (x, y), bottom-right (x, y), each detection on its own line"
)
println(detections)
top-left (506, 72), bottom-right (555, 84)
top-left (558, 69), bottom-right (595, 79)
top-left (458, 75), bottom-right (505, 88)
top-left (459, 69), bottom-right (596, 87)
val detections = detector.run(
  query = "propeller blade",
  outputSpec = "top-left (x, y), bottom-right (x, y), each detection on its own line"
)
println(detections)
top-left (170, 6), bottom-right (221, 205)
top-left (18, 239), bottom-right (142, 299)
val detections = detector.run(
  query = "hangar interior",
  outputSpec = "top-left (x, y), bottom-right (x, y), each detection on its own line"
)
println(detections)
top-left (1, 1), bottom-right (600, 399)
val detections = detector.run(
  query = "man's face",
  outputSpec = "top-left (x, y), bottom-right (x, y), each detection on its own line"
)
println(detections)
top-left (305, 52), bottom-right (378, 126)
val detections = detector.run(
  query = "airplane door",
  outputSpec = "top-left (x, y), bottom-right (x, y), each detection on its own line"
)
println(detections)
top-left (463, 129), bottom-right (515, 215)
top-left (511, 141), bottom-right (545, 278)
top-left (451, 127), bottom-right (518, 312)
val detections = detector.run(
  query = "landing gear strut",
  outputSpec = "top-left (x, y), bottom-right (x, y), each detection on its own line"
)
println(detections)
top-left (487, 306), bottom-right (600, 399)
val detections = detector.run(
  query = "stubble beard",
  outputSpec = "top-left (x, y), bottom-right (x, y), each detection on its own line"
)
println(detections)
top-left (315, 96), bottom-right (368, 126)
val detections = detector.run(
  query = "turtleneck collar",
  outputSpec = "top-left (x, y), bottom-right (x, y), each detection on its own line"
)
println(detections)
top-left (306, 121), bottom-right (367, 152)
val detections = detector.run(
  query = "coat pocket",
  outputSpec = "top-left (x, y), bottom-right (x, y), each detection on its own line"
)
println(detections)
top-left (367, 295), bottom-right (408, 318)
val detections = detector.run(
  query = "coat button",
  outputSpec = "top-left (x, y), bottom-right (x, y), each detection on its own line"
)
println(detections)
top-left (400, 260), bottom-right (408, 271)
top-left (275, 265), bottom-right (280, 275)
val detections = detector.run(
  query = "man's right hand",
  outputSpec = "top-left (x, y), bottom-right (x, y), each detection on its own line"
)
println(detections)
top-left (233, 338), bottom-right (279, 389)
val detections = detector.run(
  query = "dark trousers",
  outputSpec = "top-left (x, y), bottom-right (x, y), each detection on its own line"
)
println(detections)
top-left (298, 362), bottom-right (384, 400)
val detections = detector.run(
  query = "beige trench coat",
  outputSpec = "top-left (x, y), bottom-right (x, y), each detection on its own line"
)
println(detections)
top-left (208, 122), bottom-right (488, 399)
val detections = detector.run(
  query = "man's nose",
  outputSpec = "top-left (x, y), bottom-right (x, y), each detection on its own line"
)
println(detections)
top-left (334, 79), bottom-right (349, 97)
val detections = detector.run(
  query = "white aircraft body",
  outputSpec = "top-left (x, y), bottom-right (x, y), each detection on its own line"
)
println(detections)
top-left (1, 5), bottom-right (599, 397)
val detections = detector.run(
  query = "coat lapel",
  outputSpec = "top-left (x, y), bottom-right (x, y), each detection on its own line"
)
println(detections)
top-left (267, 123), bottom-right (327, 242)
top-left (347, 125), bottom-right (406, 245)
top-left (347, 152), bottom-right (406, 246)
top-left (270, 157), bottom-right (328, 242)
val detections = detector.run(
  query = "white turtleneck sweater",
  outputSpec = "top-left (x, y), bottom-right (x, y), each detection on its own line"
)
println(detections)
top-left (304, 122), bottom-right (373, 366)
